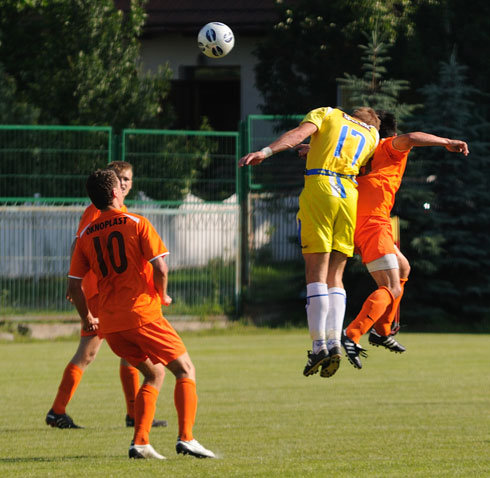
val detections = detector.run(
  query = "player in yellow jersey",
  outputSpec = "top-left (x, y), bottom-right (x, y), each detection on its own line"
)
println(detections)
top-left (239, 107), bottom-right (380, 378)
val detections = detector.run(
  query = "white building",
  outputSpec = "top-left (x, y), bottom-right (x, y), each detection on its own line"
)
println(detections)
top-left (115, 0), bottom-right (278, 131)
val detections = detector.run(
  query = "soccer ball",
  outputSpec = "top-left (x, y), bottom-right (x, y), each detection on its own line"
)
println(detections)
top-left (197, 22), bottom-right (235, 58)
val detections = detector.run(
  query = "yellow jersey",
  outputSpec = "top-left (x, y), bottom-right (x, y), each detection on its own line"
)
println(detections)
top-left (301, 107), bottom-right (379, 185)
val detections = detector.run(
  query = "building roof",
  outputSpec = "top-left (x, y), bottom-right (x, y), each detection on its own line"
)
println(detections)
top-left (114, 0), bottom-right (278, 35)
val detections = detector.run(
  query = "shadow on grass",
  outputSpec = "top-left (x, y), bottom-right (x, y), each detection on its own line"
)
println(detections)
top-left (0, 455), bottom-right (107, 463)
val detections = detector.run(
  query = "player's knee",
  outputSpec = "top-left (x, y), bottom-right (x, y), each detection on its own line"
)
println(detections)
top-left (399, 259), bottom-right (411, 279)
top-left (80, 349), bottom-right (98, 366)
top-left (169, 357), bottom-right (195, 380)
top-left (389, 283), bottom-right (402, 299)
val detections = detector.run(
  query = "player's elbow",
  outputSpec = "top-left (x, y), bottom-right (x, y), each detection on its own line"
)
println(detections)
top-left (405, 132), bottom-right (425, 146)
top-left (67, 278), bottom-right (82, 299)
top-left (152, 256), bottom-right (168, 277)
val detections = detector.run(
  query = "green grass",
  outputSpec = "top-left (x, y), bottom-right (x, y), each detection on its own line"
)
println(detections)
top-left (0, 330), bottom-right (489, 477)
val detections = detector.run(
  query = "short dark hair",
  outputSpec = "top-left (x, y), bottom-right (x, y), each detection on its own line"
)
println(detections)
top-left (377, 110), bottom-right (397, 138)
top-left (86, 169), bottom-right (118, 210)
top-left (107, 161), bottom-right (133, 176)
top-left (352, 107), bottom-right (381, 130)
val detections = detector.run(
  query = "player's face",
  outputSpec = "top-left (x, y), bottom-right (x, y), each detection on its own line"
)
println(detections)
top-left (118, 169), bottom-right (133, 199)
top-left (113, 180), bottom-right (124, 209)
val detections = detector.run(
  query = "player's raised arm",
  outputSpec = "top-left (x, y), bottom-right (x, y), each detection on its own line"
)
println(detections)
top-left (238, 122), bottom-right (318, 167)
top-left (392, 132), bottom-right (469, 155)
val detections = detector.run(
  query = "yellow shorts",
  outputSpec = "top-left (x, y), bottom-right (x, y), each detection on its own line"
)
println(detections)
top-left (297, 178), bottom-right (358, 256)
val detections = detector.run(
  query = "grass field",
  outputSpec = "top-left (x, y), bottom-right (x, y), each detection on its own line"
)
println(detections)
top-left (0, 329), bottom-right (488, 477)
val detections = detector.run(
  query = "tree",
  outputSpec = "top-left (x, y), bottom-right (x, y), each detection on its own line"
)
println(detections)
top-left (399, 54), bottom-right (490, 328)
top-left (0, 1), bottom-right (222, 203)
top-left (333, 25), bottom-right (423, 322)
top-left (254, 0), bottom-right (424, 115)
top-left (0, 0), bottom-right (174, 132)
top-left (390, 0), bottom-right (490, 113)
top-left (0, 64), bottom-right (40, 124)
top-left (337, 28), bottom-right (420, 124)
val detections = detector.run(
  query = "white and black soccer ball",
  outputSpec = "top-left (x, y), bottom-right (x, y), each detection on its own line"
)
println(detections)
top-left (197, 22), bottom-right (235, 58)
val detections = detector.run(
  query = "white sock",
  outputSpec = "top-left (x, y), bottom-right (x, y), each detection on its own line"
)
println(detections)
top-left (326, 287), bottom-right (346, 350)
top-left (306, 282), bottom-right (329, 353)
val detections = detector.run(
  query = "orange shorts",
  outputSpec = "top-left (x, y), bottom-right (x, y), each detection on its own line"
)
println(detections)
top-left (354, 216), bottom-right (396, 264)
top-left (104, 316), bottom-right (187, 367)
top-left (80, 295), bottom-right (100, 337)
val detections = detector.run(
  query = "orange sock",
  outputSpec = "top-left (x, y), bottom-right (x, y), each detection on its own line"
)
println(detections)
top-left (346, 287), bottom-right (394, 343)
top-left (133, 384), bottom-right (159, 445)
top-left (375, 278), bottom-right (408, 336)
top-left (119, 364), bottom-right (140, 419)
top-left (51, 363), bottom-right (83, 414)
top-left (174, 378), bottom-right (197, 442)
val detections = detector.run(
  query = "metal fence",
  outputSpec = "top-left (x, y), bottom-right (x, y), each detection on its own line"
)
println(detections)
top-left (0, 126), bottom-right (240, 314)
top-left (0, 125), bottom-right (112, 201)
top-left (240, 115), bottom-right (305, 275)
top-left (0, 118), bottom-right (311, 315)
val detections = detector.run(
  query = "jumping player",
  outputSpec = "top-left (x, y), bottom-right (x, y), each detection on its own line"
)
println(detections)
top-left (239, 107), bottom-right (380, 378)
top-left (342, 111), bottom-right (469, 368)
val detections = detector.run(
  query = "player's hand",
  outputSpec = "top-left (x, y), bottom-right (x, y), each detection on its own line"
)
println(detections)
top-left (65, 287), bottom-right (73, 303)
top-left (82, 316), bottom-right (99, 332)
top-left (446, 140), bottom-right (469, 156)
top-left (238, 151), bottom-right (267, 167)
top-left (161, 294), bottom-right (172, 306)
top-left (295, 143), bottom-right (310, 159)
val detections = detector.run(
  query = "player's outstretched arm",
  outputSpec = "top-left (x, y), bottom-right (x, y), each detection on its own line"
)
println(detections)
top-left (238, 122), bottom-right (318, 167)
top-left (393, 132), bottom-right (469, 156)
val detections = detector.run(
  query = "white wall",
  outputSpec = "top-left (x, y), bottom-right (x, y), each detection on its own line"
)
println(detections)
top-left (140, 33), bottom-right (264, 121)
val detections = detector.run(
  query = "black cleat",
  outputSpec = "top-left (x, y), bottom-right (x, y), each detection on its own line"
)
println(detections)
top-left (303, 349), bottom-right (329, 376)
top-left (369, 329), bottom-right (406, 353)
top-left (125, 414), bottom-right (168, 428)
top-left (341, 332), bottom-right (368, 369)
top-left (45, 409), bottom-right (83, 429)
top-left (320, 346), bottom-right (342, 378)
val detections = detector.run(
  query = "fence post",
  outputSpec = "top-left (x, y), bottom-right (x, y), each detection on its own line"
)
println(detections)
top-left (238, 119), bottom-right (251, 314)
top-left (111, 133), bottom-right (119, 163)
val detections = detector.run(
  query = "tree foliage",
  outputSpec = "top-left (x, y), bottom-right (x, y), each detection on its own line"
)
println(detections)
top-left (337, 28), bottom-right (420, 124)
top-left (0, 0), bottom-right (174, 132)
top-left (0, 0), bottom-right (225, 203)
top-left (254, 0), bottom-right (427, 114)
top-left (398, 54), bottom-right (490, 327)
top-left (0, 65), bottom-right (40, 124)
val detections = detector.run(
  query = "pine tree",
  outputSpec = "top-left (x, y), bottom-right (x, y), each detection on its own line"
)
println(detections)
top-left (337, 28), bottom-right (420, 124)
top-left (400, 53), bottom-right (490, 327)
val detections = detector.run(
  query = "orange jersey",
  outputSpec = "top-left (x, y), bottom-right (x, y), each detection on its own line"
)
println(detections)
top-left (69, 209), bottom-right (169, 334)
top-left (76, 204), bottom-right (128, 301)
top-left (356, 137), bottom-right (411, 218)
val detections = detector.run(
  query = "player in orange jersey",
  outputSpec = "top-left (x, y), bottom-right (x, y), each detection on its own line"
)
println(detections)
top-left (67, 169), bottom-right (215, 459)
top-left (46, 161), bottom-right (167, 429)
top-left (342, 111), bottom-right (469, 368)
